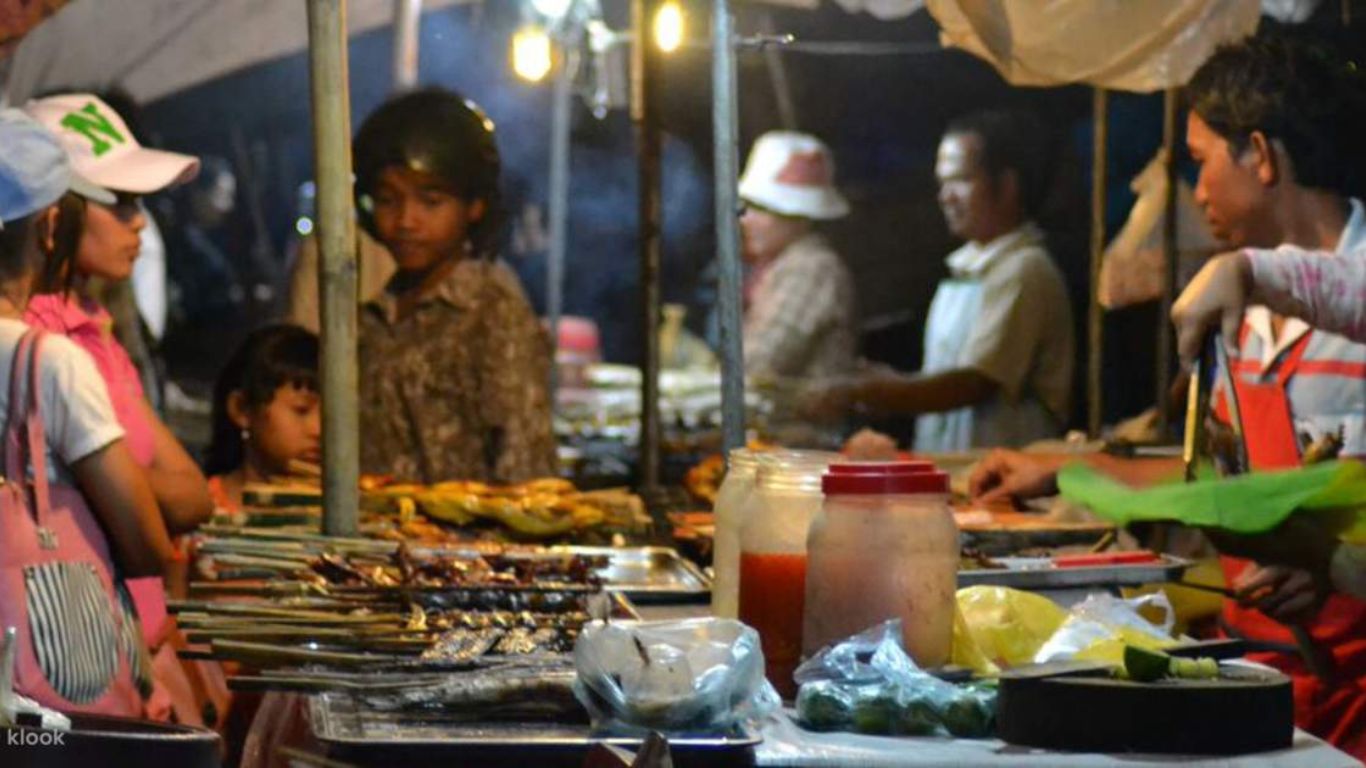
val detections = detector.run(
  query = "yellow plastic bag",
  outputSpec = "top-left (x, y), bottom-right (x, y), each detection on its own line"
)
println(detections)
top-left (952, 586), bottom-right (1068, 675)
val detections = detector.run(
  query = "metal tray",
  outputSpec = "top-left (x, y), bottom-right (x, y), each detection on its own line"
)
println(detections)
top-left (551, 546), bottom-right (711, 604)
top-left (309, 692), bottom-right (760, 753)
top-left (958, 555), bottom-right (1190, 591)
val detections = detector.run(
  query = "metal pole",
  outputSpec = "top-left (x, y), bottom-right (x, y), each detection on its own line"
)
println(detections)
top-left (632, 0), bottom-right (663, 493)
top-left (547, 36), bottom-right (580, 403)
top-left (306, 0), bottom-right (360, 536)
top-left (713, 0), bottom-right (746, 454)
top-left (1155, 88), bottom-right (1180, 436)
top-left (1087, 87), bottom-right (1109, 438)
top-left (392, 0), bottom-right (422, 91)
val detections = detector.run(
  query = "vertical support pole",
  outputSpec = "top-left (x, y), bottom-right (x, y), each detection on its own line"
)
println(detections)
top-left (713, 0), bottom-right (746, 454)
top-left (632, 0), bottom-right (663, 492)
top-left (1155, 88), bottom-right (1180, 436)
top-left (1087, 87), bottom-right (1109, 438)
top-left (547, 38), bottom-right (580, 403)
top-left (392, 0), bottom-right (422, 91)
top-left (306, 0), bottom-right (360, 536)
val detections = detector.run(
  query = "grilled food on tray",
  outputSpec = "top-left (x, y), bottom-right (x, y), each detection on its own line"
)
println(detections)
top-left (302, 547), bottom-right (609, 589)
top-left (365, 479), bottom-right (650, 541)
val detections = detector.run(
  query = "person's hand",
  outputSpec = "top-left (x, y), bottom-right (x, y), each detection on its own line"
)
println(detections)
top-left (968, 450), bottom-right (1066, 505)
top-left (1233, 564), bottom-right (1327, 625)
top-left (1171, 251), bottom-right (1253, 367)
top-left (795, 380), bottom-right (854, 423)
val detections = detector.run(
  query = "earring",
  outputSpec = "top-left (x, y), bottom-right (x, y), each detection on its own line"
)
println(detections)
top-left (240, 428), bottom-right (250, 442)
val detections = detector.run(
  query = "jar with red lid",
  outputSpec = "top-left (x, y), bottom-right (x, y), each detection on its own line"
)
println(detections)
top-left (802, 461), bottom-right (959, 667)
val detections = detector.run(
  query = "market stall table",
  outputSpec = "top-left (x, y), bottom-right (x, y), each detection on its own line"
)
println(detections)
top-left (754, 712), bottom-right (1358, 767)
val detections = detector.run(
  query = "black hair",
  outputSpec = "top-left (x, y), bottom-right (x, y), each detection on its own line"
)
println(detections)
top-left (205, 324), bottom-right (319, 476)
top-left (0, 214), bottom-right (36, 281)
top-left (352, 87), bottom-right (503, 258)
top-left (944, 109), bottom-right (1051, 218)
top-left (0, 194), bottom-right (85, 288)
top-left (39, 193), bottom-right (88, 295)
top-left (1187, 31), bottom-right (1366, 196)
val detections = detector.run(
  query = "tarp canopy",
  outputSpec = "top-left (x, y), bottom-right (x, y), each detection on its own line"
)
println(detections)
top-left (2, 0), bottom-right (472, 104)
top-left (924, 0), bottom-right (1261, 92)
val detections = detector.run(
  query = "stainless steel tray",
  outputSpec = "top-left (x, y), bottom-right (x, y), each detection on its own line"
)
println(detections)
top-left (958, 555), bottom-right (1190, 590)
top-left (309, 692), bottom-right (761, 750)
top-left (550, 546), bottom-right (711, 604)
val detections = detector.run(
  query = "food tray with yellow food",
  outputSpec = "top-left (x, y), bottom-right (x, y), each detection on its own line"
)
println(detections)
top-left (236, 476), bottom-right (653, 545)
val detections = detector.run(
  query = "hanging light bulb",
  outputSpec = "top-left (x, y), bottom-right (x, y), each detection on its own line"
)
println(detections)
top-left (512, 25), bottom-right (553, 82)
top-left (653, 1), bottom-right (684, 54)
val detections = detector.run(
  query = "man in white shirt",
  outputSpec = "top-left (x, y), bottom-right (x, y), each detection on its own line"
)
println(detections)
top-left (809, 110), bottom-right (1074, 452)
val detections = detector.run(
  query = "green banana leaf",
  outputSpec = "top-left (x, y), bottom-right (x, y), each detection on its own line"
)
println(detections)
top-left (1057, 460), bottom-right (1366, 539)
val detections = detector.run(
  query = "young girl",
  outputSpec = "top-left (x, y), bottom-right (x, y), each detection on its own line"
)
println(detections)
top-left (0, 109), bottom-right (174, 717)
top-left (23, 92), bottom-right (218, 726)
top-left (205, 324), bottom-right (321, 514)
top-left (353, 87), bottom-right (556, 484)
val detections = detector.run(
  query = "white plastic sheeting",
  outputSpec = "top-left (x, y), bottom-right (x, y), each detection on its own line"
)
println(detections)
top-left (924, 0), bottom-right (1261, 93)
top-left (1098, 149), bottom-right (1221, 310)
top-left (3, 0), bottom-right (472, 105)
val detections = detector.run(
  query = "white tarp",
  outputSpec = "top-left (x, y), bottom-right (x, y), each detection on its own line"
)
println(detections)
top-left (4, 0), bottom-right (473, 105)
top-left (924, 0), bottom-right (1261, 92)
top-left (1098, 150), bottom-right (1220, 309)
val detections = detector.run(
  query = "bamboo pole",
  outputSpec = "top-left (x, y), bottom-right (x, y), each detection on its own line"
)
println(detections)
top-left (713, 0), bottom-right (746, 453)
top-left (1087, 87), bottom-right (1109, 438)
top-left (391, 0), bottom-right (422, 91)
top-left (1155, 88), bottom-right (1180, 436)
top-left (632, 0), bottom-right (663, 492)
top-left (306, 0), bottom-right (360, 536)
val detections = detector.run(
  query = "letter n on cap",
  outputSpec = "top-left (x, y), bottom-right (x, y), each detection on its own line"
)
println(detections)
top-left (61, 103), bottom-right (126, 157)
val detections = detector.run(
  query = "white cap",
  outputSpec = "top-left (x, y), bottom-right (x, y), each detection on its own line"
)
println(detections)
top-left (24, 94), bottom-right (199, 200)
top-left (738, 131), bottom-right (849, 220)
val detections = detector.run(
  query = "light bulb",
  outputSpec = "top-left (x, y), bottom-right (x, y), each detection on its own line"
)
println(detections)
top-left (653, 2), bottom-right (684, 54)
top-left (512, 25), bottom-right (553, 83)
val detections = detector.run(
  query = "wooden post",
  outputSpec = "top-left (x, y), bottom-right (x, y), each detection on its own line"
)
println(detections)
top-left (632, 0), bottom-right (663, 492)
top-left (547, 33), bottom-right (580, 404)
top-left (392, 0), bottom-right (422, 91)
top-left (1155, 88), bottom-right (1180, 435)
top-left (713, 0), bottom-right (746, 454)
top-left (1087, 87), bottom-right (1109, 438)
top-left (306, 0), bottom-right (360, 536)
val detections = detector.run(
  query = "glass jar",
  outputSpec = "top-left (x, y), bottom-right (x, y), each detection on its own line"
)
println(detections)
top-left (711, 448), bottom-right (760, 618)
top-left (737, 450), bottom-right (836, 698)
top-left (803, 461), bottom-right (959, 667)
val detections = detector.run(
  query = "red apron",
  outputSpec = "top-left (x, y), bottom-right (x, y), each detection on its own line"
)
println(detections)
top-left (1218, 329), bottom-right (1366, 757)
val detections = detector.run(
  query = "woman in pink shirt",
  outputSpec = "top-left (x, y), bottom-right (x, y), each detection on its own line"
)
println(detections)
top-left (23, 94), bottom-right (212, 540)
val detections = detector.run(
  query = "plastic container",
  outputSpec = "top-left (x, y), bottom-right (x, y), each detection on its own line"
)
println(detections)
top-left (802, 461), bottom-right (959, 668)
top-left (711, 449), bottom-right (761, 619)
top-left (737, 451), bottom-right (836, 698)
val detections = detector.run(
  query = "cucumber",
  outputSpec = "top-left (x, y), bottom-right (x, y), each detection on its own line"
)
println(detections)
top-left (1124, 646), bottom-right (1171, 682)
top-left (1124, 645), bottom-right (1219, 682)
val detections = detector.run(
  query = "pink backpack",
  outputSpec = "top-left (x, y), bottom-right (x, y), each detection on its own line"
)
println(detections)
top-left (0, 330), bottom-right (142, 716)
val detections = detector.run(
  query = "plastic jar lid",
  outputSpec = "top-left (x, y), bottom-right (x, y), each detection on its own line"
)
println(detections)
top-left (827, 460), bottom-right (936, 475)
top-left (821, 463), bottom-right (950, 495)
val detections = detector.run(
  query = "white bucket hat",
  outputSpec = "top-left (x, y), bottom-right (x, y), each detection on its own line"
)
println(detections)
top-left (24, 93), bottom-right (199, 200)
top-left (738, 131), bottom-right (849, 220)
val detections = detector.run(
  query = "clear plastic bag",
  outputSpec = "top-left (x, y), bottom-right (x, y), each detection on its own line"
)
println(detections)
top-left (793, 620), bottom-right (996, 738)
top-left (1034, 592), bottom-right (1177, 665)
top-left (573, 618), bottom-right (779, 735)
